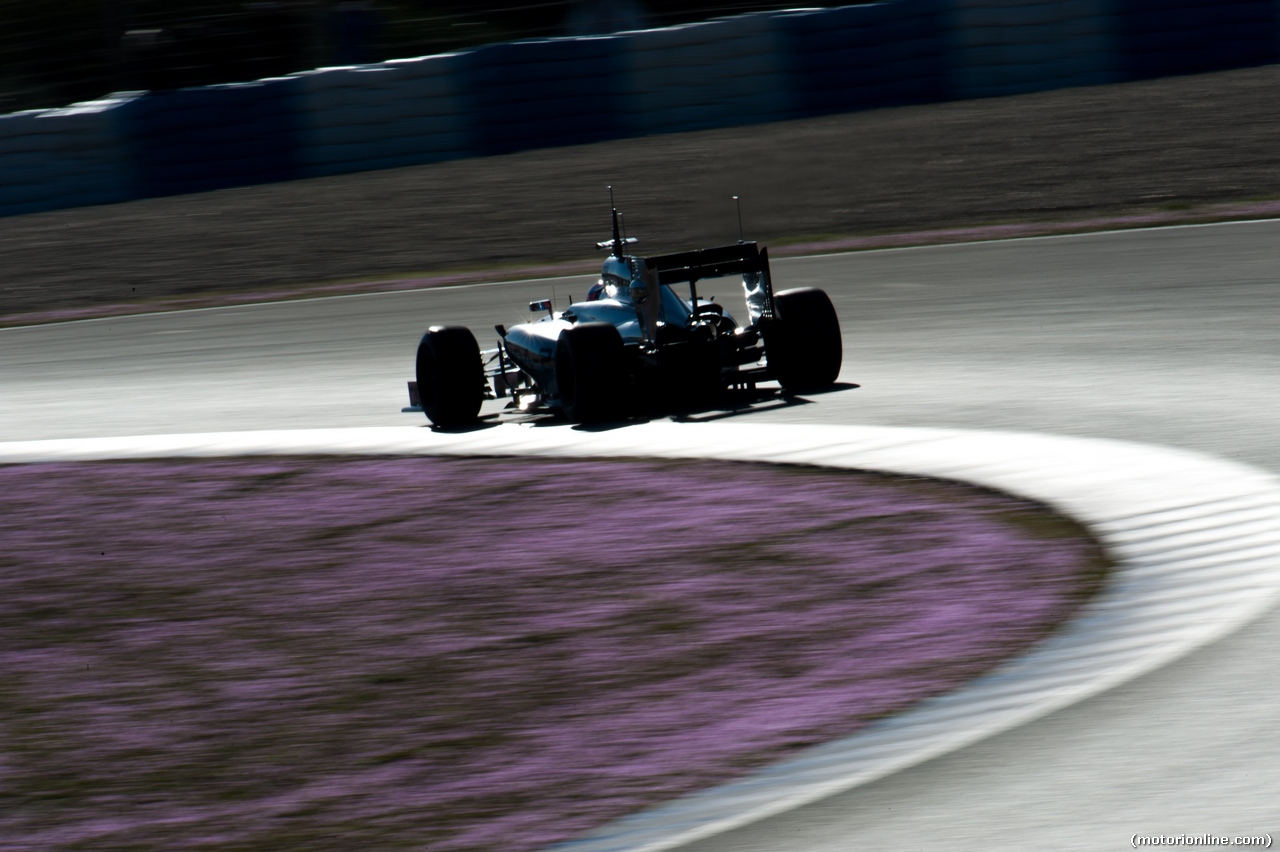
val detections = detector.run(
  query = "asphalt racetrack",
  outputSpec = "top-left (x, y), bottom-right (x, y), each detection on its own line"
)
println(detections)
top-left (4, 218), bottom-right (1280, 848)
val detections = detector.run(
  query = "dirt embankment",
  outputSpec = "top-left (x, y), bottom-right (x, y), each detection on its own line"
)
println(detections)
top-left (3, 63), bottom-right (1279, 322)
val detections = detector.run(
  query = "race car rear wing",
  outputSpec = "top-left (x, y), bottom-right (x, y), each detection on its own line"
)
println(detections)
top-left (645, 241), bottom-right (775, 320)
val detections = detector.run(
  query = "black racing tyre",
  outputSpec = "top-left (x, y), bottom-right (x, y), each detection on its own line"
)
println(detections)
top-left (555, 322), bottom-right (625, 423)
top-left (765, 287), bottom-right (842, 393)
top-left (415, 325), bottom-right (483, 428)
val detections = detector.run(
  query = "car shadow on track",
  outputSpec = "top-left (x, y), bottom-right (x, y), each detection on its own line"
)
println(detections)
top-left (421, 413), bottom-right (505, 434)
top-left (671, 381), bottom-right (860, 424)
top-left (579, 382), bottom-right (860, 429)
top-left (418, 383), bottom-right (859, 432)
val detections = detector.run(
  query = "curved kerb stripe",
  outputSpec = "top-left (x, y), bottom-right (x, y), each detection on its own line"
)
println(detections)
top-left (2, 421), bottom-right (1279, 852)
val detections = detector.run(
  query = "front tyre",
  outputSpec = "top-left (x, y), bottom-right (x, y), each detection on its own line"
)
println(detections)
top-left (765, 287), bottom-right (842, 393)
top-left (555, 322), bottom-right (625, 423)
top-left (415, 326), bottom-right (483, 428)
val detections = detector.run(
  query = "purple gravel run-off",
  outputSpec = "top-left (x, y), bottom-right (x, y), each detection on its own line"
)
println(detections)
top-left (0, 456), bottom-right (1106, 851)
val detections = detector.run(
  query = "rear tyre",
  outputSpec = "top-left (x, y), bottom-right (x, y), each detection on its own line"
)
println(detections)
top-left (765, 287), bottom-right (842, 392)
top-left (415, 326), bottom-right (483, 428)
top-left (555, 322), bottom-right (625, 423)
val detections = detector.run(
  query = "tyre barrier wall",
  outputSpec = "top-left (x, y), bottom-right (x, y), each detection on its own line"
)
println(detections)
top-left (947, 0), bottom-right (1120, 99)
top-left (619, 14), bottom-right (793, 135)
top-left (464, 37), bottom-right (624, 157)
top-left (0, 95), bottom-right (135, 217)
top-left (2, 0), bottom-right (1278, 218)
top-left (125, 80), bottom-right (303, 198)
top-left (294, 56), bottom-right (470, 177)
top-left (779, 1), bottom-right (950, 116)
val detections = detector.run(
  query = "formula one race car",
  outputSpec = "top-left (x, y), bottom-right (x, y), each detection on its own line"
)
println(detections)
top-left (410, 204), bottom-right (842, 427)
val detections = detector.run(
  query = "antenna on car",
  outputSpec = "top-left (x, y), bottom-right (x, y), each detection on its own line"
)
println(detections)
top-left (609, 186), bottom-right (623, 258)
top-left (596, 185), bottom-right (638, 257)
top-left (733, 195), bottom-right (745, 243)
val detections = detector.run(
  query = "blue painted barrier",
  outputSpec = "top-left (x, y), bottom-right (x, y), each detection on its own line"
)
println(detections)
top-left (461, 37), bottom-right (622, 156)
top-left (1113, 0), bottom-right (1279, 80)
top-left (2, 1), bottom-right (1280, 219)
top-left (947, 0), bottom-right (1119, 98)
top-left (778, 1), bottom-right (947, 118)
top-left (620, 14), bottom-right (792, 134)
top-left (124, 79), bottom-right (301, 198)
top-left (293, 57), bottom-right (470, 177)
top-left (0, 95), bottom-right (134, 216)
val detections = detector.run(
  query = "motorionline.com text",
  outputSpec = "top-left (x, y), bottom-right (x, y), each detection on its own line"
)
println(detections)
top-left (1132, 835), bottom-right (1272, 848)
